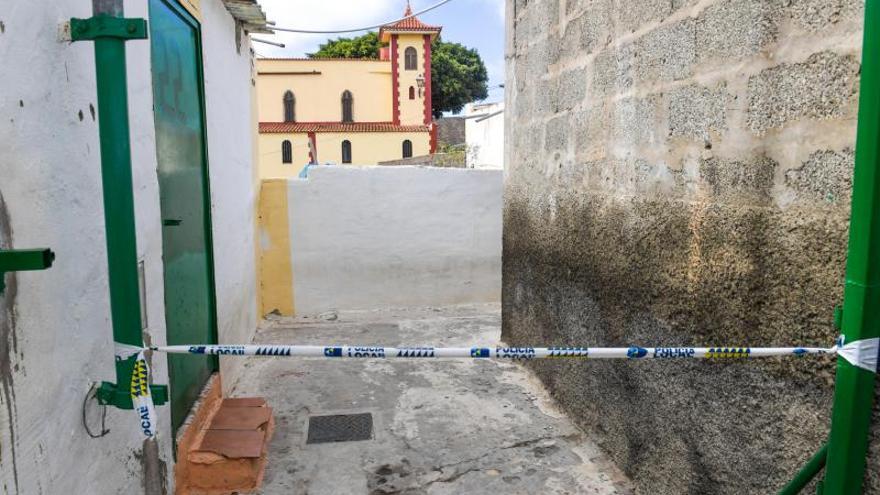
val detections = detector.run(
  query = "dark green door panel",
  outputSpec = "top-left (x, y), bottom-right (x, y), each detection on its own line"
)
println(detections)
top-left (149, 0), bottom-right (218, 434)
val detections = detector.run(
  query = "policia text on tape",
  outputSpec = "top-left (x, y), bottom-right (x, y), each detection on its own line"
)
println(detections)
top-left (116, 338), bottom-right (878, 439)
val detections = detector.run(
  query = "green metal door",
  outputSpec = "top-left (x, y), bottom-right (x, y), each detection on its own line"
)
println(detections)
top-left (149, 0), bottom-right (219, 434)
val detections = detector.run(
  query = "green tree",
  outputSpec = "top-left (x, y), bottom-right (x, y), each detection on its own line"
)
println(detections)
top-left (430, 39), bottom-right (488, 117)
top-left (309, 32), bottom-right (384, 59)
top-left (309, 33), bottom-right (489, 117)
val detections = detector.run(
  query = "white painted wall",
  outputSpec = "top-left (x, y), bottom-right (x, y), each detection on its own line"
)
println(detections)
top-left (200, 0), bottom-right (260, 395)
top-left (287, 166), bottom-right (502, 313)
top-left (0, 0), bottom-right (257, 492)
top-left (465, 102), bottom-right (505, 169)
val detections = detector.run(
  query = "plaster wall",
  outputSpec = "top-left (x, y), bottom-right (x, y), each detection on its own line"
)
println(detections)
top-left (0, 0), bottom-right (258, 492)
top-left (258, 131), bottom-right (430, 178)
top-left (268, 166), bottom-right (502, 314)
top-left (395, 34), bottom-right (429, 126)
top-left (256, 59), bottom-right (393, 123)
top-left (199, 0), bottom-right (260, 396)
top-left (465, 102), bottom-right (505, 169)
top-left (0, 1), bottom-right (172, 492)
top-left (504, 0), bottom-right (877, 493)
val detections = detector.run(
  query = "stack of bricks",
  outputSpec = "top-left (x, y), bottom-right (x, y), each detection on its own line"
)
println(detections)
top-left (174, 375), bottom-right (274, 494)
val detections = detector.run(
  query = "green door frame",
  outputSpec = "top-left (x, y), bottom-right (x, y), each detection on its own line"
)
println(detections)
top-left (150, 0), bottom-right (220, 435)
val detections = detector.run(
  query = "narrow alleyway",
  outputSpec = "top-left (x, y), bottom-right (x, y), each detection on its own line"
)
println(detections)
top-left (230, 304), bottom-right (632, 494)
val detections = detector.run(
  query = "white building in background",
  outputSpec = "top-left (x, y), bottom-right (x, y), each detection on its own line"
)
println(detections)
top-left (465, 102), bottom-right (504, 169)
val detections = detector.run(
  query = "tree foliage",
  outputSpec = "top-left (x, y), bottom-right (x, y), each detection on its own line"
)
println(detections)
top-left (309, 32), bottom-right (384, 59)
top-left (429, 40), bottom-right (488, 117)
top-left (309, 33), bottom-right (488, 117)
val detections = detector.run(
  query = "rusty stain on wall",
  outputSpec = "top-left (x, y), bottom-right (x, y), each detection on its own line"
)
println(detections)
top-left (0, 190), bottom-right (20, 493)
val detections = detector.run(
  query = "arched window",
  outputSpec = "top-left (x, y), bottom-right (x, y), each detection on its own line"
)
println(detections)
top-left (402, 139), bottom-right (413, 158)
top-left (283, 90), bottom-right (295, 122)
top-left (404, 47), bottom-right (417, 70)
top-left (341, 90), bottom-right (354, 123)
top-left (341, 140), bottom-right (352, 164)
top-left (282, 140), bottom-right (292, 164)
top-left (409, 86), bottom-right (416, 100)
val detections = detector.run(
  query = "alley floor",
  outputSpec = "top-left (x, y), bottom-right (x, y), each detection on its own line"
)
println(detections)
top-left (230, 304), bottom-right (632, 494)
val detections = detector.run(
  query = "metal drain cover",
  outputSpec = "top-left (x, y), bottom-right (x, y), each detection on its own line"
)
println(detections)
top-left (307, 413), bottom-right (373, 444)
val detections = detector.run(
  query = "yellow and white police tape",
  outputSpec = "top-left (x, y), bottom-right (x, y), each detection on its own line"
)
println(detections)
top-left (130, 351), bottom-right (158, 439)
top-left (114, 337), bottom-right (878, 439)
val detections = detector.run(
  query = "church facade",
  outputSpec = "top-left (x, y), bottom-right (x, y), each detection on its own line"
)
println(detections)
top-left (257, 7), bottom-right (440, 177)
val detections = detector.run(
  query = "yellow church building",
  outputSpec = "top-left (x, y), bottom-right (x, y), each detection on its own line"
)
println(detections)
top-left (257, 5), bottom-right (441, 177)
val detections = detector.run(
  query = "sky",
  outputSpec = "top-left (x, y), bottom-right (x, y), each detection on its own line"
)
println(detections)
top-left (253, 0), bottom-right (506, 105)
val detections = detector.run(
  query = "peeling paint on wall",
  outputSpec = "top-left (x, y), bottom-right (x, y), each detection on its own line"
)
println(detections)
top-left (0, 191), bottom-right (20, 493)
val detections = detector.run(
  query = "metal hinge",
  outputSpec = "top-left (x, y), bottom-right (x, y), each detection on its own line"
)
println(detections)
top-left (67, 15), bottom-right (148, 42)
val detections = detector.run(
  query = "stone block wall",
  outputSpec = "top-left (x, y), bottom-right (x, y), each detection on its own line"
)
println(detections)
top-left (503, 0), bottom-right (877, 492)
top-left (436, 116), bottom-right (467, 146)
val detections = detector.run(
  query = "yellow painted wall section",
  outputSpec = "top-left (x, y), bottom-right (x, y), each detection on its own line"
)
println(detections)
top-left (259, 132), bottom-right (431, 177)
top-left (251, 53), bottom-right (263, 320)
top-left (396, 34), bottom-right (428, 126)
top-left (258, 179), bottom-right (295, 315)
top-left (257, 59), bottom-right (393, 122)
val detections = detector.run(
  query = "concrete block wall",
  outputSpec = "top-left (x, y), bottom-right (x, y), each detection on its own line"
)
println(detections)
top-left (503, 0), bottom-right (876, 493)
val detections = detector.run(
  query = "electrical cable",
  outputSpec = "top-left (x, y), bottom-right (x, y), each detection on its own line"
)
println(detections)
top-left (252, 38), bottom-right (286, 48)
top-left (82, 382), bottom-right (110, 438)
top-left (269, 0), bottom-right (454, 34)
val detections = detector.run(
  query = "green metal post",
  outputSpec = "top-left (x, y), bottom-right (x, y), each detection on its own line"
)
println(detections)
top-left (823, 0), bottom-right (880, 492)
top-left (779, 443), bottom-right (828, 495)
top-left (71, 1), bottom-right (166, 409)
top-left (95, 2), bottom-right (140, 411)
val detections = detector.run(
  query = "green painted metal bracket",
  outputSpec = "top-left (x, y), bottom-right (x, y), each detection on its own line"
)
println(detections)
top-left (96, 378), bottom-right (168, 410)
top-left (0, 248), bottom-right (55, 295)
top-left (69, 15), bottom-right (147, 41)
top-left (778, 443), bottom-right (828, 495)
top-left (70, 4), bottom-right (164, 412)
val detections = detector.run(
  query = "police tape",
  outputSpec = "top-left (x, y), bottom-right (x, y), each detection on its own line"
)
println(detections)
top-left (130, 351), bottom-right (158, 439)
top-left (115, 338), bottom-right (878, 440)
top-left (112, 340), bottom-right (880, 369)
top-left (147, 344), bottom-right (834, 360)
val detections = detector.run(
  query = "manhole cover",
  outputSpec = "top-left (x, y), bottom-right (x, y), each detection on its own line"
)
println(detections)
top-left (307, 413), bottom-right (373, 444)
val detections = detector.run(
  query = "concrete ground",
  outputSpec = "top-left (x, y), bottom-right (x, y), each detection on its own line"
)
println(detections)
top-left (230, 304), bottom-right (632, 495)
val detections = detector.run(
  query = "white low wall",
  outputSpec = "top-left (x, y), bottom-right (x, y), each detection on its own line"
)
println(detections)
top-left (287, 166), bottom-right (501, 313)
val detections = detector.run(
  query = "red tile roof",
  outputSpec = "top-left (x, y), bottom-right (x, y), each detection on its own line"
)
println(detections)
top-left (379, 5), bottom-right (441, 41)
top-left (381, 16), bottom-right (442, 32)
top-left (259, 122), bottom-right (430, 133)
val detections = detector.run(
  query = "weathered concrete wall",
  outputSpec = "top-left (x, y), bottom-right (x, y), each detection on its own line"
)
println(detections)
top-left (0, 1), bottom-right (173, 492)
top-left (260, 166), bottom-right (501, 315)
top-left (436, 116), bottom-right (467, 146)
top-left (378, 153), bottom-right (466, 167)
top-left (0, 0), bottom-right (258, 492)
top-left (503, 0), bottom-right (877, 493)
